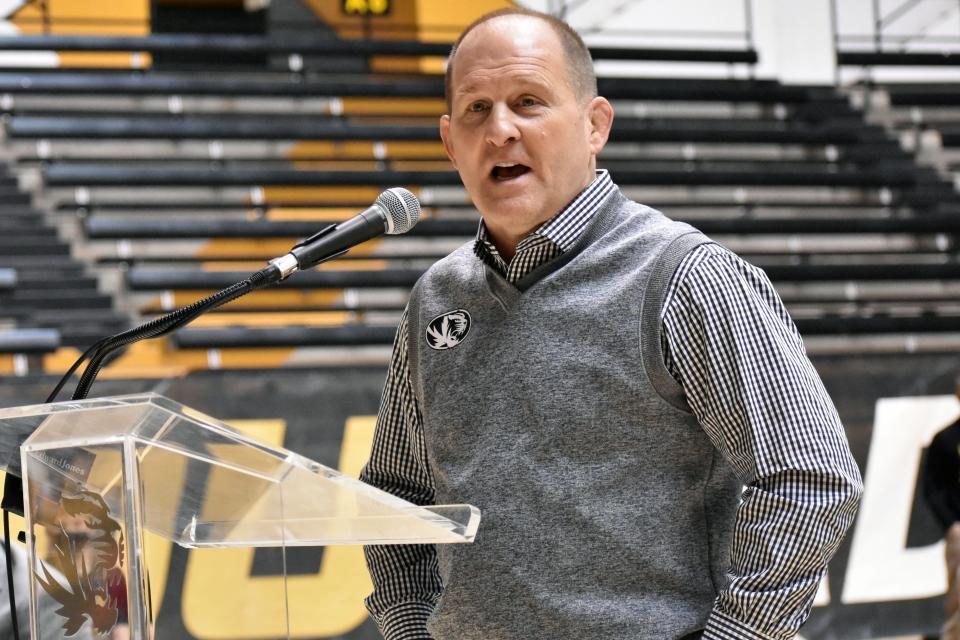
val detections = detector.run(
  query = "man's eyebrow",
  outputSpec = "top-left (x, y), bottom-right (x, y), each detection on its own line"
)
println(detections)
top-left (455, 83), bottom-right (482, 99)
top-left (455, 75), bottom-right (553, 100)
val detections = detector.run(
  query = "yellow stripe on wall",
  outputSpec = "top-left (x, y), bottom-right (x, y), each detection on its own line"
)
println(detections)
top-left (299, 0), bottom-right (511, 75)
top-left (0, 355), bottom-right (15, 375)
top-left (382, 141), bottom-right (447, 158)
top-left (186, 311), bottom-right (353, 327)
top-left (369, 55), bottom-right (444, 74)
top-left (200, 258), bottom-right (387, 271)
top-left (285, 140), bottom-right (446, 161)
top-left (290, 160), bottom-right (379, 171)
top-left (301, 0), bottom-right (418, 40)
top-left (12, 0), bottom-right (150, 68)
top-left (340, 98), bottom-right (446, 116)
top-left (259, 186), bottom-right (388, 204)
top-left (391, 159), bottom-right (455, 171)
top-left (167, 290), bottom-right (345, 309)
top-left (13, 0), bottom-right (149, 36)
top-left (415, 0), bottom-right (512, 43)
top-left (286, 141), bottom-right (376, 159)
top-left (58, 52), bottom-right (152, 68)
top-left (195, 239), bottom-right (300, 258)
top-left (266, 207), bottom-right (359, 221)
top-left (182, 416), bottom-right (376, 638)
top-left (43, 340), bottom-right (298, 376)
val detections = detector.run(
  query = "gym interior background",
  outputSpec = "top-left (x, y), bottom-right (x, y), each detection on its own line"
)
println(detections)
top-left (0, 0), bottom-right (957, 637)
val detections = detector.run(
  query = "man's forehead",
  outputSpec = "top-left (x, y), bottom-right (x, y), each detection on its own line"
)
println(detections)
top-left (459, 14), bottom-right (560, 54)
top-left (451, 16), bottom-right (564, 87)
top-left (456, 62), bottom-right (552, 90)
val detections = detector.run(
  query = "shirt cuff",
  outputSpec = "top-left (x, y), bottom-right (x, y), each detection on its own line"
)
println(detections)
top-left (376, 601), bottom-right (435, 640)
top-left (703, 609), bottom-right (778, 640)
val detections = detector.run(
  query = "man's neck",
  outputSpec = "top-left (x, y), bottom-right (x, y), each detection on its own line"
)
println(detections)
top-left (481, 168), bottom-right (602, 263)
top-left (485, 226), bottom-right (525, 263)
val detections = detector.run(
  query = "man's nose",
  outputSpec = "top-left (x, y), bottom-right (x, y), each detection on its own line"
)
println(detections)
top-left (484, 104), bottom-right (520, 147)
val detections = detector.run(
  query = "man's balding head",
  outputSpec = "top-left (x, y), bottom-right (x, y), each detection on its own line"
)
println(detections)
top-left (444, 8), bottom-right (597, 110)
top-left (438, 8), bottom-right (614, 259)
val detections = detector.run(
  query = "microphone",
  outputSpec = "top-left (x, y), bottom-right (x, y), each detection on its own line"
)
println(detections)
top-left (269, 187), bottom-right (420, 280)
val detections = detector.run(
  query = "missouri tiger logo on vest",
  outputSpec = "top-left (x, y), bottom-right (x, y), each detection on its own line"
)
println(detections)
top-left (426, 309), bottom-right (471, 350)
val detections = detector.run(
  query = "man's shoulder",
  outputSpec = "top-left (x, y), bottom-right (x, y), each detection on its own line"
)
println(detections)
top-left (615, 197), bottom-right (702, 238)
top-left (615, 197), bottom-right (739, 265)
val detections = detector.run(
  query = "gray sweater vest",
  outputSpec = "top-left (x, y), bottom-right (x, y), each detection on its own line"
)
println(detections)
top-left (407, 190), bottom-right (741, 640)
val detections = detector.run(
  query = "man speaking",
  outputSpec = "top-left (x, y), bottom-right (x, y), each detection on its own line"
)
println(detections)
top-left (360, 8), bottom-right (863, 639)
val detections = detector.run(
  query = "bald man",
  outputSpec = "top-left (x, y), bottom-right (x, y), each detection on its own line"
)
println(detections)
top-left (361, 8), bottom-right (862, 640)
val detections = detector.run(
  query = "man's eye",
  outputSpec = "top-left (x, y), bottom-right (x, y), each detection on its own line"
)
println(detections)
top-left (519, 97), bottom-right (538, 107)
top-left (468, 102), bottom-right (487, 113)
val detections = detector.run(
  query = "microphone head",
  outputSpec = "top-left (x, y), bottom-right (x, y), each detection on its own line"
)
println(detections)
top-left (376, 187), bottom-right (421, 235)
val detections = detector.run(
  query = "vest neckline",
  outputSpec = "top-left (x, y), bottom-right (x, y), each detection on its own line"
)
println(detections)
top-left (481, 188), bottom-right (628, 308)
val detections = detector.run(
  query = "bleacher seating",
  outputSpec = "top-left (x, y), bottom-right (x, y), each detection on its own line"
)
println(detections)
top-left (0, 33), bottom-right (757, 65)
top-left (841, 79), bottom-right (960, 238)
top-left (0, 171), bottom-right (129, 357)
top-left (0, 32), bottom-right (956, 373)
top-left (0, 328), bottom-right (60, 352)
top-left (0, 269), bottom-right (14, 289)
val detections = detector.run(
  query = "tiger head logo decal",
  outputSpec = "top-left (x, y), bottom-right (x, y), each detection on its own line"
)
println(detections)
top-left (34, 490), bottom-right (125, 637)
top-left (426, 309), bottom-right (471, 350)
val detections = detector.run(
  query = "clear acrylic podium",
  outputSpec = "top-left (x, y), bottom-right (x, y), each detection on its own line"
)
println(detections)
top-left (0, 393), bottom-right (480, 639)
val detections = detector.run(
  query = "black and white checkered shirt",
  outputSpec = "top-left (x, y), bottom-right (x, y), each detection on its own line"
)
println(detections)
top-left (473, 171), bottom-right (615, 284)
top-left (361, 171), bottom-right (862, 640)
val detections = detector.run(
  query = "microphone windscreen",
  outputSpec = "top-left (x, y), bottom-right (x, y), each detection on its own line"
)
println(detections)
top-left (377, 187), bottom-right (421, 235)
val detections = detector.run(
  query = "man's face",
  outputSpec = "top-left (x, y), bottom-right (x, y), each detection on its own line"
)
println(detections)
top-left (440, 16), bottom-right (612, 249)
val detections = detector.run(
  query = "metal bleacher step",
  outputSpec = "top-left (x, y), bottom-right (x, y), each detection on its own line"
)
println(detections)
top-left (172, 325), bottom-right (396, 349)
top-left (0, 328), bottom-right (60, 354)
top-left (0, 255), bottom-right (81, 270)
top-left (0, 206), bottom-right (46, 218)
top-left (1, 63), bottom-right (956, 354)
top-left (0, 191), bottom-right (32, 205)
top-left (0, 219), bottom-right (51, 232)
top-left (0, 289), bottom-right (115, 309)
top-left (0, 208), bottom-right (46, 219)
top-left (4, 304), bottom-right (122, 322)
top-left (53, 325), bottom-right (131, 348)
top-left (28, 307), bottom-right (128, 326)
top-left (0, 240), bottom-right (70, 256)
top-left (14, 274), bottom-right (100, 289)
top-left (5, 265), bottom-right (87, 280)
top-left (0, 229), bottom-right (67, 240)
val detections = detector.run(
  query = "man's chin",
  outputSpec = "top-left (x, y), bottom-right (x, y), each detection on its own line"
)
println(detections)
top-left (476, 199), bottom-right (541, 222)
top-left (476, 210), bottom-right (557, 247)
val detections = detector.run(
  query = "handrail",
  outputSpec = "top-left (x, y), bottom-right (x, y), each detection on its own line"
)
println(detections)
top-left (0, 34), bottom-right (757, 63)
top-left (0, 73), bottom-right (805, 101)
top-left (0, 34), bottom-right (450, 56)
top-left (833, 0), bottom-right (960, 67)
top-left (838, 51), bottom-right (960, 66)
top-left (94, 213), bottom-right (960, 240)
top-left (0, 329), bottom-right (60, 353)
top-left (41, 164), bottom-right (930, 188)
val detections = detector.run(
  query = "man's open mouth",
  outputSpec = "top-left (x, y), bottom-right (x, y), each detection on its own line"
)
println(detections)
top-left (491, 162), bottom-right (531, 181)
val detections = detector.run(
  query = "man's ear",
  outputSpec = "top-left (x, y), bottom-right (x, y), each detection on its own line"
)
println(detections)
top-left (440, 114), bottom-right (457, 169)
top-left (586, 97), bottom-right (614, 156)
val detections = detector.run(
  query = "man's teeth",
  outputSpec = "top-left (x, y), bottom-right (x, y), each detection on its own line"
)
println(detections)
top-left (496, 162), bottom-right (518, 168)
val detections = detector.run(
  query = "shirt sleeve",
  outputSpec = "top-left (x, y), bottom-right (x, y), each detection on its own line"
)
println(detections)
top-left (360, 308), bottom-right (441, 640)
top-left (660, 244), bottom-right (863, 640)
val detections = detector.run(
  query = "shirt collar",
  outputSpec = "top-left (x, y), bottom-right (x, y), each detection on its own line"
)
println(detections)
top-left (473, 169), bottom-right (614, 264)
